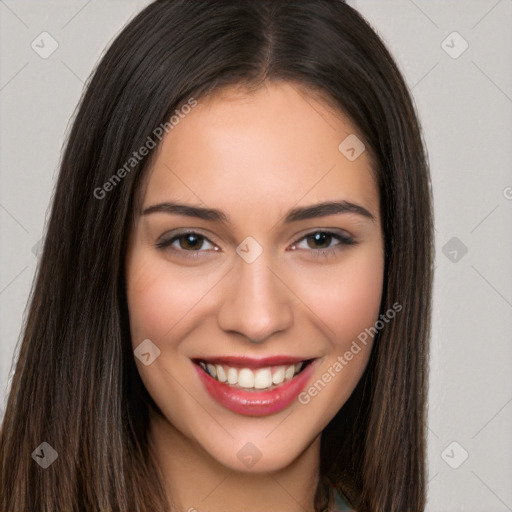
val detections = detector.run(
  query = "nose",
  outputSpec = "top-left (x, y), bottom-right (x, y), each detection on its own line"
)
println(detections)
top-left (217, 254), bottom-right (294, 343)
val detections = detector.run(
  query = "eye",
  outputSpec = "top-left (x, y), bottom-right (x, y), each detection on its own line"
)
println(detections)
top-left (155, 229), bottom-right (356, 261)
top-left (155, 230), bottom-right (219, 259)
top-left (289, 230), bottom-right (355, 258)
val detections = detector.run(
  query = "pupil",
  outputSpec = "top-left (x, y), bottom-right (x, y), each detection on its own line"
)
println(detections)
top-left (309, 232), bottom-right (331, 249)
top-left (181, 234), bottom-right (202, 250)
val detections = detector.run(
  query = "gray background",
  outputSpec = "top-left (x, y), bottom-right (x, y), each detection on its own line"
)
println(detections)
top-left (1, 1), bottom-right (511, 510)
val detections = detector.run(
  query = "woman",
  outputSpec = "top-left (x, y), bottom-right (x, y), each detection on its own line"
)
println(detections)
top-left (0, 1), bottom-right (434, 511)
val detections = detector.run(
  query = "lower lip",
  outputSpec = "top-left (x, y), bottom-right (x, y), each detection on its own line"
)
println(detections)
top-left (194, 360), bottom-right (316, 416)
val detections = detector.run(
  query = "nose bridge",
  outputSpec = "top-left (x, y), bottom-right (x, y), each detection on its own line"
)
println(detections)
top-left (217, 250), bottom-right (294, 342)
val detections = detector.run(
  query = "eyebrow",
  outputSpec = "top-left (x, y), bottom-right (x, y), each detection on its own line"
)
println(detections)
top-left (142, 200), bottom-right (376, 224)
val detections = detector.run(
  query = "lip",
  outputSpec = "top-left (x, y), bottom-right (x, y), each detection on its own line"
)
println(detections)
top-left (193, 358), bottom-right (318, 416)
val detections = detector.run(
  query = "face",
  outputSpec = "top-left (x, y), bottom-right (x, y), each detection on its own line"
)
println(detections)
top-left (126, 81), bottom-right (384, 473)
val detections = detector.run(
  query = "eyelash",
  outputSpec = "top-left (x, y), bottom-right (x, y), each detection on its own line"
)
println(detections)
top-left (155, 229), bottom-right (356, 260)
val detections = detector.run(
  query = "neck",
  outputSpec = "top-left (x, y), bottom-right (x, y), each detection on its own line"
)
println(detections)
top-left (147, 407), bottom-right (321, 512)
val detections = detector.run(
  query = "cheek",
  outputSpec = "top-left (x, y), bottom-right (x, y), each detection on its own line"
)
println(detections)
top-left (335, 249), bottom-right (384, 342)
top-left (294, 243), bottom-right (384, 346)
top-left (125, 250), bottom-right (213, 345)
top-left (294, 249), bottom-right (384, 420)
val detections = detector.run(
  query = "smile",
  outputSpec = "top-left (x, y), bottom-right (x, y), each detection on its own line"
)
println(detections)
top-left (198, 360), bottom-right (306, 390)
top-left (192, 356), bottom-right (317, 416)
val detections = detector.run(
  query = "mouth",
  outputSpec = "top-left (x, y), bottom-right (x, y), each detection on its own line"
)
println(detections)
top-left (192, 356), bottom-right (317, 416)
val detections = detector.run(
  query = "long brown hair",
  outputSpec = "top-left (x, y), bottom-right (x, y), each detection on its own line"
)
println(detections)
top-left (0, 1), bottom-right (434, 510)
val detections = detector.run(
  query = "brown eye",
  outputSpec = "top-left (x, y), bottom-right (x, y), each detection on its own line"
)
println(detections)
top-left (290, 230), bottom-right (356, 260)
top-left (305, 232), bottom-right (333, 249)
top-left (155, 231), bottom-right (218, 256)
top-left (177, 233), bottom-right (205, 250)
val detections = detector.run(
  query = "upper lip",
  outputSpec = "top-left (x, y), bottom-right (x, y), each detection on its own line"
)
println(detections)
top-left (192, 355), bottom-right (315, 369)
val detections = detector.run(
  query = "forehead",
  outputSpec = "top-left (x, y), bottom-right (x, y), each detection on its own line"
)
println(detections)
top-left (140, 81), bottom-right (379, 226)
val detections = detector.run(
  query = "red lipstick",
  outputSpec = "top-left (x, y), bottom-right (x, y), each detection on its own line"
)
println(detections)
top-left (193, 358), bottom-right (317, 416)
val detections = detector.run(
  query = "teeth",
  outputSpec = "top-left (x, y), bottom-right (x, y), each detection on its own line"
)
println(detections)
top-left (206, 363), bottom-right (217, 378)
top-left (227, 367), bottom-right (238, 385)
top-left (284, 364), bottom-right (295, 381)
top-left (254, 368), bottom-right (272, 389)
top-left (238, 369), bottom-right (254, 388)
top-left (272, 367), bottom-right (285, 385)
top-left (199, 360), bottom-right (307, 390)
top-left (216, 364), bottom-right (227, 382)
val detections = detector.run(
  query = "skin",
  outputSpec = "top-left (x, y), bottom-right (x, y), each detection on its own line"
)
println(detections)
top-left (125, 81), bottom-right (384, 512)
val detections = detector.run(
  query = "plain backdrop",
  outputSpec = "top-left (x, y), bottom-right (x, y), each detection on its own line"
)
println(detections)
top-left (1, 1), bottom-right (511, 511)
